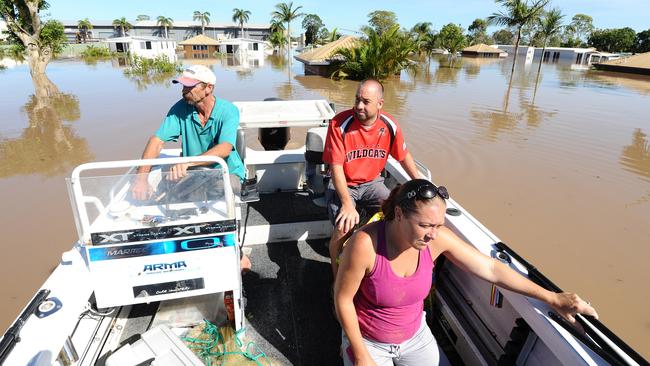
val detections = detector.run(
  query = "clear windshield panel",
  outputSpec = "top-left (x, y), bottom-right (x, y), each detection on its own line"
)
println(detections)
top-left (67, 167), bottom-right (235, 245)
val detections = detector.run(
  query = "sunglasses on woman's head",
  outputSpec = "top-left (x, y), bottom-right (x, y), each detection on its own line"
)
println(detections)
top-left (401, 183), bottom-right (449, 202)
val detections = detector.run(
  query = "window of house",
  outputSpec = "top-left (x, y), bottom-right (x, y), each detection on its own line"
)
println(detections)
top-left (252, 43), bottom-right (258, 51)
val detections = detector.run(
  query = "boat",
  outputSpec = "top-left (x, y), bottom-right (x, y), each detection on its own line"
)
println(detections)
top-left (0, 99), bottom-right (647, 365)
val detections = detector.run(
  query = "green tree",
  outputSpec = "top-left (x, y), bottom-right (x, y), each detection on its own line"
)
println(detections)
top-left (536, 8), bottom-right (563, 73)
top-left (567, 14), bottom-right (593, 45)
top-left (333, 24), bottom-right (415, 80)
top-left (193, 11), bottom-right (210, 35)
top-left (410, 22), bottom-right (434, 54)
top-left (232, 8), bottom-right (251, 38)
top-left (438, 23), bottom-right (467, 55)
top-left (77, 18), bottom-right (93, 43)
top-left (271, 2), bottom-right (304, 60)
top-left (367, 10), bottom-right (397, 35)
top-left (268, 30), bottom-right (287, 52)
top-left (302, 14), bottom-right (323, 45)
top-left (270, 19), bottom-right (285, 34)
top-left (468, 18), bottom-right (491, 45)
top-left (488, 0), bottom-right (550, 74)
top-left (492, 28), bottom-right (515, 44)
top-left (318, 27), bottom-right (340, 44)
top-left (156, 16), bottom-right (173, 38)
top-left (588, 27), bottom-right (636, 53)
top-left (112, 17), bottom-right (132, 37)
top-left (0, 0), bottom-right (67, 78)
top-left (635, 29), bottom-right (650, 53)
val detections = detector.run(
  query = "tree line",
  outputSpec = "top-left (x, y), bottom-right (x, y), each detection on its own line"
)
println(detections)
top-left (2, 0), bottom-right (649, 81)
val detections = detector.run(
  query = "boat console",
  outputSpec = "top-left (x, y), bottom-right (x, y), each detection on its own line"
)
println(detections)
top-left (68, 156), bottom-right (244, 329)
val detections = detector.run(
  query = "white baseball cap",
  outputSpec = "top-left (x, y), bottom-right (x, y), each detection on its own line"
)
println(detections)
top-left (172, 65), bottom-right (216, 87)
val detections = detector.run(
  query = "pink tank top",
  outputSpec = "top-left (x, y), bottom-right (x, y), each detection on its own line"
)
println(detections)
top-left (353, 221), bottom-right (435, 344)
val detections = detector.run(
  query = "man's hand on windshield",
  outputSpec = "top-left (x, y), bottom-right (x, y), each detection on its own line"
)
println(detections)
top-left (168, 163), bottom-right (191, 181)
top-left (131, 174), bottom-right (153, 200)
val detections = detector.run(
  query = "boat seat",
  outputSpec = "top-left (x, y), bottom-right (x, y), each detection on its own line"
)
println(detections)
top-left (236, 128), bottom-right (259, 202)
top-left (305, 127), bottom-right (327, 164)
top-left (304, 127), bottom-right (329, 207)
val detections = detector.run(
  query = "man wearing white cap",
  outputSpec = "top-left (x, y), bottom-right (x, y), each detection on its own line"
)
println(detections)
top-left (131, 65), bottom-right (245, 199)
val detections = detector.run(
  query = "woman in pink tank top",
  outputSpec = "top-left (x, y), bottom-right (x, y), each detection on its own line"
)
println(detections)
top-left (334, 179), bottom-right (599, 366)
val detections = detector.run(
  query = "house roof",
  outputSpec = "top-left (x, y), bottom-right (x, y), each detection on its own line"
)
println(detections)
top-left (179, 34), bottom-right (220, 46)
top-left (462, 44), bottom-right (506, 54)
top-left (294, 36), bottom-right (360, 65)
top-left (598, 52), bottom-right (650, 69)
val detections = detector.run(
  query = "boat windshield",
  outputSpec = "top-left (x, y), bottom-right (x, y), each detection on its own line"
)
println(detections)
top-left (66, 167), bottom-right (236, 246)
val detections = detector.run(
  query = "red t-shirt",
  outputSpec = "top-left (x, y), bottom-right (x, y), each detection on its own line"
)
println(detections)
top-left (323, 109), bottom-right (408, 186)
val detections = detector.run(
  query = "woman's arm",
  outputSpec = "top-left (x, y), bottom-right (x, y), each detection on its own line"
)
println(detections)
top-left (437, 228), bottom-right (598, 323)
top-left (334, 230), bottom-right (377, 366)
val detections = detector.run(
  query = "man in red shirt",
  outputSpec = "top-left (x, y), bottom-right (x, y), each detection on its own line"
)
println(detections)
top-left (323, 79), bottom-right (421, 276)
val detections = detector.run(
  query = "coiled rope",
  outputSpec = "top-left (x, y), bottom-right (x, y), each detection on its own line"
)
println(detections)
top-left (183, 320), bottom-right (271, 366)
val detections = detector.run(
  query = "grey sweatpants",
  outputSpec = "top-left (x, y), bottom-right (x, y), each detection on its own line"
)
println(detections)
top-left (341, 314), bottom-right (449, 366)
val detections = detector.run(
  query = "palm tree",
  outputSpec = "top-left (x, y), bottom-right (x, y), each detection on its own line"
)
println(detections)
top-left (488, 0), bottom-right (549, 74)
top-left (269, 31), bottom-right (287, 53)
top-left (536, 8), bottom-right (564, 74)
top-left (112, 17), bottom-right (133, 37)
top-left (193, 11), bottom-right (211, 35)
top-left (411, 22), bottom-right (433, 56)
top-left (77, 18), bottom-right (93, 43)
top-left (271, 2), bottom-right (305, 61)
top-left (232, 8), bottom-right (251, 38)
top-left (333, 25), bottom-right (417, 80)
top-left (156, 16), bottom-right (173, 38)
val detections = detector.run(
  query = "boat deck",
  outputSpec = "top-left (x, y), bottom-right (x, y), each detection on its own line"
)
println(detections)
top-left (243, 239), bottom-right (340, 365)
top-left (240, 192), bottom-right (341, 364)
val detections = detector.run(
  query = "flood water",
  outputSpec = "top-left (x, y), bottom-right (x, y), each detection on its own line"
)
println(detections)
top-left (1, 54), bottom-right (649, 358)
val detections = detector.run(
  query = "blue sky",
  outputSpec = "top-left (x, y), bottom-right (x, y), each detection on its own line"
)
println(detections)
top-left (45, 0), bottom-right (650, 35)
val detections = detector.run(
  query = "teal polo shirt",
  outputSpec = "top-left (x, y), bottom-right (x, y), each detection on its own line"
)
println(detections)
top-left (155, 97), bottom-right (245, 180)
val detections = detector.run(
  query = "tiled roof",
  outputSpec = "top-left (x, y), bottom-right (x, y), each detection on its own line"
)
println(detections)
top-left (178, 34), bottom-right (220, 46)
top-left (294, 36), bottom-right (360, 65)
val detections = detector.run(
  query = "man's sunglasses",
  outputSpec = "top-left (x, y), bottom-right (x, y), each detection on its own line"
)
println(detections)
top-left (400, 183), bottom-right (449, 202)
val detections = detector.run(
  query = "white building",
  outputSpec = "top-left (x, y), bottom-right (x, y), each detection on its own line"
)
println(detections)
top-left (103, 36), bottom-right (177, 61)
top-left (216, 38), bottom-right (271, 58)
top-left (495, 45), bottom-right (620, 65)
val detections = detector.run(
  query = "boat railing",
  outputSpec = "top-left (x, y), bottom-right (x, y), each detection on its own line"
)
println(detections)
top-left (495, 242), bottom-right (647, 366)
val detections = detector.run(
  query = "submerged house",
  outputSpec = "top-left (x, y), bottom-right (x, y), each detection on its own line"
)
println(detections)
top-left (103, 36), bottom-right (177, 60)
top-left (593, 52), bottom-right (650, 75)
top-left (294, 36), bottom-right (359, 76)
top-left (215, 38), bottom-right (269, 58)
top-left (179, 34), bottom-right (220, 59)
top-left (495, 45), bottom-right (620, 65)
top-left (461, 44), bottom-right (507, 58)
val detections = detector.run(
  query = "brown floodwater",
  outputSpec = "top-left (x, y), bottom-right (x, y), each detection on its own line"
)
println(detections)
top-left (1, 54), bottom-right (649, 358)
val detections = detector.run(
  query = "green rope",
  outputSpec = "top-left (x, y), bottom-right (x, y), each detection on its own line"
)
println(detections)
top-left (182, 319), bottom-right (271, 366)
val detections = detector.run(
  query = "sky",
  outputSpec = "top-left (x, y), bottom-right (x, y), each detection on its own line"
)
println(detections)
top-left (44, 0), bottom-right (650, 35)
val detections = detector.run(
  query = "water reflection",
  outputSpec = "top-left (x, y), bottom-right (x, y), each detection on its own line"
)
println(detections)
top-left (621, 129), bottom-right (650, 181)
top-left (267, 54), bottom-right (287, 71)
top-left (0, 74), bottom-right (92, 177)
top-left (432, 57), bottom-right (464, 85)
top-left (293, 73), bottom-right (416, 116)
top-left (461, 57), bottom-right (503, 78)
top-left (470, 63), bottom-right (557, 140)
